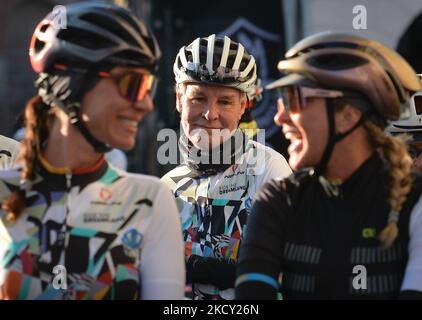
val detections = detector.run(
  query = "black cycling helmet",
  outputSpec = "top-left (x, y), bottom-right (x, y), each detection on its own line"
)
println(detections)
top-left (30, 2), bottom-right (161, 73)
top-left (29, 2), bottom-right (161, 153)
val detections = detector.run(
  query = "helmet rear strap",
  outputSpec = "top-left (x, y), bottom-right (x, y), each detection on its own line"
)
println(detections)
top-left (315, 99), bottom-right (365, 176)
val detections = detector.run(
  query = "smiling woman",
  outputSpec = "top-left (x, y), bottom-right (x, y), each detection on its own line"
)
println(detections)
top-left (235, 32), bottom-right (422, 300)
top-left (79, 66), bottom-right (155, 150)
top-left (0, 2), bottom-right (185, 300)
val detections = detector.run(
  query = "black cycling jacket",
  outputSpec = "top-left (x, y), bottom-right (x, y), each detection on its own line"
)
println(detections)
top-left (236, 153), bottom-right (422, 299)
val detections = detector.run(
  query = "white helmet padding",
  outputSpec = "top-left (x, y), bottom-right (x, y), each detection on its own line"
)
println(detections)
top-left (386, 80), bottom-right (422, 143)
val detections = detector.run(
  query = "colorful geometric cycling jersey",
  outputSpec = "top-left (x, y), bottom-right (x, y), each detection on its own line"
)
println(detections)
top-left (0, 159), bottom-right (185, 300)
top-left (161, 140), bottom-right (291, 300)
top-left (0, 135), bottom-right (21, 170)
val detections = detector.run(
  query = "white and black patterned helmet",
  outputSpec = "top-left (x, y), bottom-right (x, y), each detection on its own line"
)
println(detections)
top-left (386, 75), bottom-right (422, 140)
top-left (174, 34), bottom-right (258, 100)
top-left (29, 2), bottom-right (161, 73)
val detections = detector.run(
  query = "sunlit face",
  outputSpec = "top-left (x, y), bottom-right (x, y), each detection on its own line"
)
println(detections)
top-left (274, 97), bottom-right (329, 170)
top-left (176, 83), bottom-right (246, 149)
top-left (80, 66), bottom-right (154, 151)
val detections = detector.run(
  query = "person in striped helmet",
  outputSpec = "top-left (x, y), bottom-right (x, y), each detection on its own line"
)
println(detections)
top-left (161, 34), bottom-right (291, 300)
top-left (386, 76), bottom-right (422, 172)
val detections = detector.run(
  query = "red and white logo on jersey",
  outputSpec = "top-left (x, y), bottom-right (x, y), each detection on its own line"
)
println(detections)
top-left (99, 188), bottom-right (112, 201)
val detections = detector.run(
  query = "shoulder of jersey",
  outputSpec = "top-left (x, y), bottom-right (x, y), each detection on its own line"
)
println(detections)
top-left (246, 140), bottom-right (285, 159)
top-left (161, 164), bottom-right (191, 182)
top-left (108, 165), bottom-right (161, 184)
top-left (0, 167), bottom-right (22, 198)
top-left (0, 135), bottom-right (21, 153)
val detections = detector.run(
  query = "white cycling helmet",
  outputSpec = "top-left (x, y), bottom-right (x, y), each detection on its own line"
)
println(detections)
top-left (173, 34), bottom-right (258, 100)
top-left (386, 75), bottom-right (422, 143)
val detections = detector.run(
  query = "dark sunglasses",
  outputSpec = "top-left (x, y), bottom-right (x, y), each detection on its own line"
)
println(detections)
top-left (98, 71), bottom-right (157, 103)
top-left (276, 85), bottom-right (344, 113)
top-left (53, 64), bottom-right (157, 103)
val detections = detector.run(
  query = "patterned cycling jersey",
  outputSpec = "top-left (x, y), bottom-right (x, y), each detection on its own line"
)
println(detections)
top-left (0, 135), bottom-right (21, 170)
top-left (0, 159), bottom-right (185, 300)
top-left (162, 139), bottom-right (291, 299)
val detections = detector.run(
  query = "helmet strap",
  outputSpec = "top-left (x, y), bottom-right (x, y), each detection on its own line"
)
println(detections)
top-left (314, 99), bottom-right (365, 176)
top-left (36, 71), bottom-right (112, 153)
top-left (69, 105), bottom-right (112, 153)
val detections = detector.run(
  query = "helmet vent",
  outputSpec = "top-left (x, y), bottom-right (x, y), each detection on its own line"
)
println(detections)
top-left (415, 96), bottom-right (422, 115)
top-left (79, 13), bottom-right (138, 47)
top-left (385, 70), bottom-right (404, 101)
top-left (57, 27), bottom-right (115, 49)
top-left (110, 50), bottom-right (152, 68)
top-left (111, 9), bottom-right (141, 34)
top-left (39, 24), bottom-right (49, 33)
top-left (33, 38), bottom-right (46, 53)
top-left (307, 53), bottom-right (367, 70)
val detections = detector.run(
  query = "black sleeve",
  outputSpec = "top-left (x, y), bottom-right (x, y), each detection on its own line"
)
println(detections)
top-left (399, 290), bottom-right (422, 300)
top-left (186, 254), bottom-right (236, 290)
top-left (235, 179), bottom-right (288, 300)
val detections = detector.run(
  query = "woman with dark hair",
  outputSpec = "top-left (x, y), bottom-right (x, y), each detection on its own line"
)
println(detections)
top-left (0, 2), bottom-right (185, 300)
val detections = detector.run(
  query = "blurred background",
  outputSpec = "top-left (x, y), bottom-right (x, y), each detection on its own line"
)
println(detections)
top-left (0, 0), bottom-right (421, 176)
